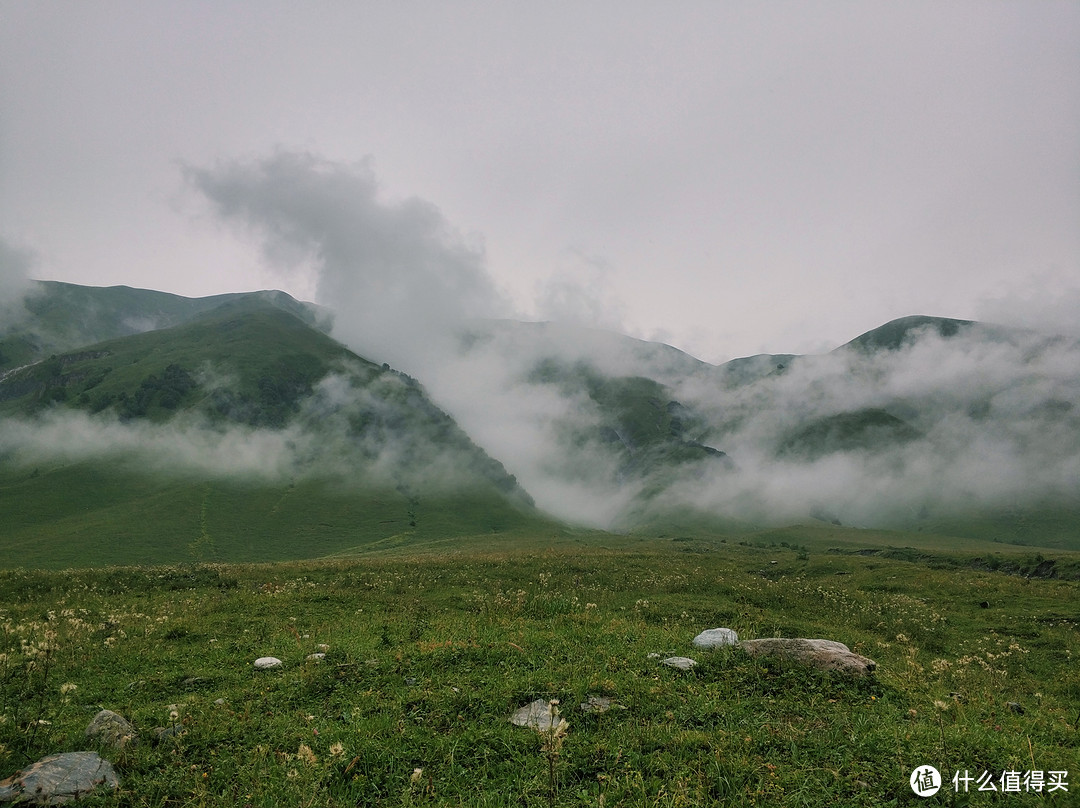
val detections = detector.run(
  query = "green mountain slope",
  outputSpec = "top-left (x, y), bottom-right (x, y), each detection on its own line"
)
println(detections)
top-left (0, 291), bottom-right (557, 567)
top-left (0, 280), bottom-right (330, 376)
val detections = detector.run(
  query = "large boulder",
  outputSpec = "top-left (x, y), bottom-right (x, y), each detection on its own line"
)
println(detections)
top-left (740, 638), bottom-right (876, 676)
top-left (0, 751), bottom-right (119, 805)
top-left (85, 709), bottom-right (138, 750)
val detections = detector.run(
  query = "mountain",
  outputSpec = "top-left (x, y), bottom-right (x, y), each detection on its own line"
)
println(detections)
top-left (0, 283), bottom-right (558, 568)
top-left (445, 314), bottom-right (1079, 546)
top-left (0, 281), bottom-right (332, 378)
top-left (2, 284), bottom-right (1078, 566)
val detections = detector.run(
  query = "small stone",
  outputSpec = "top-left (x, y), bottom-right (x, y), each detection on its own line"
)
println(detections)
top-left (661, 656), bottom-right (697, 671)
top-left (85, 709), bottom-right (138, 750)
top-left (579, 695), bottom-right (623, 713)
top-left (305, 653), bottom-right (326, 662)
top-left (404, 677), bottom-right (418, 686)
top-left (692, 628), bottom-right (739, 649)
top-left (1007, 701), bottom-right (1024, 714)
top-left (213, 698), bottom-right (227, 706)
top-left (0, 752), bottom-right (119, 804)
top-left (510, 699), bottom-right (567, 732)
top-left (152, 725), bottom-right (187, 744)
top-left (254, 657), bottom-right (283, 670)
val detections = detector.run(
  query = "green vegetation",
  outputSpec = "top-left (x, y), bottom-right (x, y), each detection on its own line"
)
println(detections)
top-left (777, 408), bottom-right (922, 460)
top-left (0, 299), bottom-right (355, 424)
top-left (841, 316), bottom-right (973, 354)
top-left (0, 461), bottom-right (559, 570)
top-left (1, 536), bottom-right (1077, 806)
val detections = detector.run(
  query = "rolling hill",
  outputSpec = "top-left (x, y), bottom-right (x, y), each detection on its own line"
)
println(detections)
top-left (2, 282), bottom-right (1078, 566)
top-left (0, 284), bottom-right (560, 568)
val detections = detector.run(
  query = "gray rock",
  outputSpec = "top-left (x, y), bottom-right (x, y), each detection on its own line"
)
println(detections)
top-left (692, 628), bottom-right (739, 649)
top-left (305, 653), bottom-right (326, 662)
top-left (254, 657), bottom-right (283, 670)
top-left (85, 709), bottom-right (138, 750)
top-left (740, 638), bottom-right (877, 677)
top-left (0, 751), bottom-right (119, 805)
top-left (661, 656), bottom-right (697, 671)
top-left (152, 725), bottom-right (187, 744)
top-left (579, 695), bottom-right (623, 713)
top-left (510, 699), bottom-right (567, 733)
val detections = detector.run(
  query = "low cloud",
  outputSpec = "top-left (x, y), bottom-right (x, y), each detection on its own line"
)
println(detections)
top-left (174, 151), bottom-right (1078, 532)
top-left (183, 151), bottom-right (510, 372)
top-left (0, 237), bottom-right (37, 324)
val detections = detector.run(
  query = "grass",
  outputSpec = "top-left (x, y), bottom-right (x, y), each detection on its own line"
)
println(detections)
top-left (1, 535), bottom-right (1077, 806)
top-left (0, 461), bottom-right (563, 570)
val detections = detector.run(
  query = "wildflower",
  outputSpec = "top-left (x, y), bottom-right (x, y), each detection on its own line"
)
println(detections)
top-left (297, 744), bottom-right (317, 766)
top-left (329, 742), bottom-right (345, 758)
top-left (59, 683), bottom-right (77, 695)
top-left (410, 768), bottom-right (424, 784)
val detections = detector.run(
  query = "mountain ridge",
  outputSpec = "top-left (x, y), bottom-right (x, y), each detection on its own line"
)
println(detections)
top-left (2, 281), bottom-right (1077, 565)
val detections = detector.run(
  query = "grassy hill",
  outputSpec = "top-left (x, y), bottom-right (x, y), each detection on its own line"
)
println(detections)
top-left (0, 290), bottom-right (558, 567)
top-left (0, 281), bottom-right (330, 376)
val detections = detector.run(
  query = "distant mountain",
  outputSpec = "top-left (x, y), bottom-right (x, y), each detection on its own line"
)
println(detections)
top-left (447, 314), bottom-right (1079, 545)
top-left (0, 281), bottom-right (331, 377)
top-left (2, 285), bottom-right (1077, 565)
top-left (839, 315), bottom-right (973, 353)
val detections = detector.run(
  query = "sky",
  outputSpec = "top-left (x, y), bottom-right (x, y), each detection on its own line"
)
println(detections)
top-left (2, 1), bottom-right (1078, 362)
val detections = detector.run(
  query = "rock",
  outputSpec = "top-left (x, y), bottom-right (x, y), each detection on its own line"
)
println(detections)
top-left (305, 653), bottom-right (326, 662)
top-left (0, 751), bottom-right (119, 805)
top-left (692, 628), bottom-right (739, 649)
top-left (213, 698), bottom-right (227, 706)
top-left (152, 725), bottom-right (187, 744)
top-left (740, 638), bottom-right (877, 677)
top-left (1007, 701), bottom-right (1024, 714)
top-left (254, 657), bottom-right (283, 670)
top-left (579, 695), bottom-right (623, 713)
top-left (510, 699), bottom-right (567, 732)
top-left (85, 709), bottom-right (138, 750)
top-left (660, 656), bottom-right (697, 671)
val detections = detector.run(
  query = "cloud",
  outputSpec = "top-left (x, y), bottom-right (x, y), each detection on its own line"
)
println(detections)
top-left (183, 151), bottom-right (511, 371)
top-left (0, 237), bottom-right (37, 323)
top-left (174, 151), bottom-right (1078, 532)
top-left (656, 323), bottom-right (1080, 528)
top-left (533, 248), bottom-right (627, 332)
top-left (975, 275), bottom-right (1080, 338)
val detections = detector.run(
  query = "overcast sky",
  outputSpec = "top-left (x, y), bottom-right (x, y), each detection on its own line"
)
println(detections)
top-left (2, 1), bottom-right (1077, 361)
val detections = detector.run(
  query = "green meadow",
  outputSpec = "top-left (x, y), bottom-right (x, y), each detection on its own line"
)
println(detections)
top-left (2, 533), bottom-right (1077, 806)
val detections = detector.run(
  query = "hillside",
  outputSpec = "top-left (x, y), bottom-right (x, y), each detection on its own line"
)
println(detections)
top-left (0, 287), bottom-right (558, 567)
top-left (0, 281), bottom-right (331, 377)
top-left (2, 285), bottom-right (1078, 566)
top-left (442, 314), bottom-right (1080, 547)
